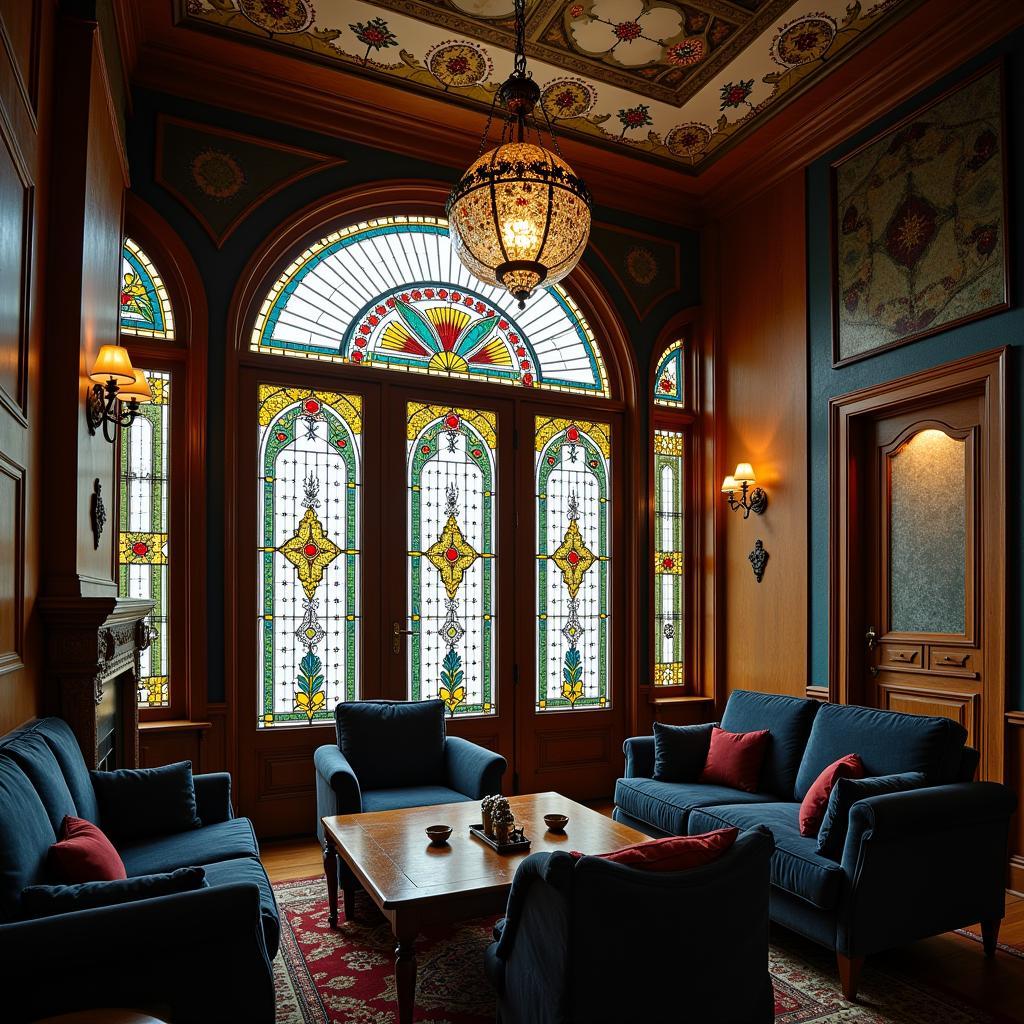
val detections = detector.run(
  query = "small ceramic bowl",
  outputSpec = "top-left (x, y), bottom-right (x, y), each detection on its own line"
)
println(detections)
top-left (426, 824), bottom-right (453, 846)
top-left (544, 814), bottom-right (569, 833)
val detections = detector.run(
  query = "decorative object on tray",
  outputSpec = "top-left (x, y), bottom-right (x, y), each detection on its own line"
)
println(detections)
top-left (469, 822), bottom-right (531, 854)
top-left (544, 813), bottom-right (569, 833)
top-left (831, 62), bottom-right (1007, 367)
top-left (425, 824), bottom-right (453, 846)
top-left (492, 798), bottom-right (514, 845)
top-left (480, 794), bottom-right (497, 837)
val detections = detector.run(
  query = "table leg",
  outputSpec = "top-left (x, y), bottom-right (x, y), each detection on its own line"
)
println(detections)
top-left (323, 840), bottom-right (338, 929)
top-left (394, 932), bottom-right (418, 1024)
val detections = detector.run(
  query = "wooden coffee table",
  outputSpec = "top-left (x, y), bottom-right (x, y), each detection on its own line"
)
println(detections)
top-left (321, 791), bottom-right (651, 1024)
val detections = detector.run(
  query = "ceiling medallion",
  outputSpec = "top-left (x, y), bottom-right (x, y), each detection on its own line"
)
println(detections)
top-left (446, 0), bottom-right (591, 309)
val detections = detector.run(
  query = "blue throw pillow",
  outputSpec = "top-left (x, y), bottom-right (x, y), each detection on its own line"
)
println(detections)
top-left (816, 772), bottom-right (926, 860)
top-left (652, 722), bottom-right (716, 782)
top-left (90, 761), bottom-right (201, 842)
top-left (21, 866), bottom-right (207, 917)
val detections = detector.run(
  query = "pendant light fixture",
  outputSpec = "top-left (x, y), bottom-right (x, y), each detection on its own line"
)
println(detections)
top-left (446, 0), bottom-right (592, 309)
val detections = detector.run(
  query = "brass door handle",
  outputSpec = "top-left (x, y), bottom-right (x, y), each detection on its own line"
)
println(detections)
top-left (392, 621), bottom-right (413, 655)
top-left (865, 626), bottom-right (877, 651)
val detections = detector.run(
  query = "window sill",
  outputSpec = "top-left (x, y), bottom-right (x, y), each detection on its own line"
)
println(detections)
top-left (647, 694), bottom-right (715, 707)
top-left (138, 719), bottom-right (212, 733)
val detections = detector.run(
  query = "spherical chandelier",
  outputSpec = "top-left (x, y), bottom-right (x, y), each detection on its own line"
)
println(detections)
top-left (446, 0), bottom-right (592, 309)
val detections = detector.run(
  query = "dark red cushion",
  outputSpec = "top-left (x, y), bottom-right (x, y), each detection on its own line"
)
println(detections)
top-left (799, 753), bottom-right (864, 836)
top-left (698, 726), bottom-right (771, 793)
top-left (48, 816), bottom-right (127, 883)
top-left (572, 828), bottom-right (739, 871)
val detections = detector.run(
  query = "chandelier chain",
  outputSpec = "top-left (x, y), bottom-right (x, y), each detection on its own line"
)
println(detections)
top-left (513, 0), bottom-right (527, 77)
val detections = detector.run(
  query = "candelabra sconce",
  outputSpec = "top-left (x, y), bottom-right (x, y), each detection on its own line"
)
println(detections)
top-left (86, 345), bottom-right (152, 443)
top-left (721, 462), bottom-right (768, 519)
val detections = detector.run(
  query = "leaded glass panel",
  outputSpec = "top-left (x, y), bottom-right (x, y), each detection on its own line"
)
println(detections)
top-left (653, 429), bottom-right (684, 685)
top-left (536, 417), bottom-right (611, 712)
top-left (258, 385), bottom-right (361, 727)
top-left (251, 216), bottom-right (609, 396)
top-left (407, 404), bottom-right (496, 717)
top-left (889, 428), bottom-right (966, 635)
top-left (653, 339), bottom-right (684, 407)
top-left (118, 369), bottom-right (170, 708)
top-left (120, 238), bottom-right (175, 339)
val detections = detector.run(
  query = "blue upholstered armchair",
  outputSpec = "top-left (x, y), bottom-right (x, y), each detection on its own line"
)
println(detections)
top-left (485, 827), bottom-right (776, 1024)
top-left (315, 699), bottom-right (506, 909)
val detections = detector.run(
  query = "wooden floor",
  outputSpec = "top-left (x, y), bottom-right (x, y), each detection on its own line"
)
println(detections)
top-left (262, 838), bottom-right (1024, 1019)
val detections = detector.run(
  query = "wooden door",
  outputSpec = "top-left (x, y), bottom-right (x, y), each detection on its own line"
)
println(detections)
top-left (860, 396), bottom-right (986, 752)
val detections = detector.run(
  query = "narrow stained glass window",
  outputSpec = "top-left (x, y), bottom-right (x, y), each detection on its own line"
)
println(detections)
top-left (653, 429), bottom-right (685, 685)
top-left (653, 339), bottom-right (684, 407)
top-left (118, 369), bottom-right (170, 708)
top-left (536, 417), bottom-right (611, 712)
top-left (120, 238), bottom-right (175, 339)
top-left (407, 403), bottom-right (496, 717)
top-left (258, 385), bottom-right (361, 727)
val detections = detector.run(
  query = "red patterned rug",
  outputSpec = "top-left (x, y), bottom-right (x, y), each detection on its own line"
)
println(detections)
top-left (273, 877), bottom-right (1013, 1023)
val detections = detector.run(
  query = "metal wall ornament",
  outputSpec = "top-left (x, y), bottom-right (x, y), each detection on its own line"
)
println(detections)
top-left (749, 539), bottom-right (769, 583)
top-left (90, 479), bottom-right (106, 550)
top-left (446, 0), bottom-right (591, 309)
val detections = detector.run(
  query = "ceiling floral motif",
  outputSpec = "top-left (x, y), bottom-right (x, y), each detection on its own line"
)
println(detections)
top-left (180, 0), bottom-right (913, 171)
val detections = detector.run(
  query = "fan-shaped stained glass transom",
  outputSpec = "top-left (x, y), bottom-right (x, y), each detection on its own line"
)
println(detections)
top-left (120, 238), bottom-right (175, 339)
top-left (251, 217), bottom-right (609, 397)
top-left (653, 339), bottom-right (684, 407)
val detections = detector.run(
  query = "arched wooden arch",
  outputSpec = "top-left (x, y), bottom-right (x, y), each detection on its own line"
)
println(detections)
top-left (120, 194), bottom-right (209, 732)
top-left (224, 182), bottom-right (642, 831)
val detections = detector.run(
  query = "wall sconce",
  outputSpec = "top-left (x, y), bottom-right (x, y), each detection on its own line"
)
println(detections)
top-left (86, 345), bottom-right (152, 443)
top-left (721, 462), bottom-right (768, 519)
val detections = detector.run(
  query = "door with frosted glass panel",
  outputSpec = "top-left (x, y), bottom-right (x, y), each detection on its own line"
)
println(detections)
top-left (864, 396), bottom-right (984, 749)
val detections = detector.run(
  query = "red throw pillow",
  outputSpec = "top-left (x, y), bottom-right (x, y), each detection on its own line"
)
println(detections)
top-left (572, 828), bottom-right (739, 872)
top-left (48, 815), bottom-right (127, 883)
top-left (798, 754), bottom-right (865, 836)
top-left (698, 726), bottom-right (771, 793)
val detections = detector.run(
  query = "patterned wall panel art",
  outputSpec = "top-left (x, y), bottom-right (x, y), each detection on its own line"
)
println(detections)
top-left (181, 0), bottom-right (914, 171)
top-left (832, 63), bottom-right (1008, 366)
top-left (258, 385), bottom-right (362, 727)
top-left (251, 216), bottom-right (609, 396)
top-left (589, 222), bottom-right (680, 319)
top-left (536, 416), bottom-right (611, 712)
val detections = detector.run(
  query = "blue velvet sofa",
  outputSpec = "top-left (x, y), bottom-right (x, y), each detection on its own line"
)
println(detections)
top-left (485, 826), bottom-right (776, 1023)
top-left (614, 691), bottom-right (1017, 999)
top-left (315, 698), bottom-right (506, 918)
top-left (0, 717), bottom-right (277, 1023)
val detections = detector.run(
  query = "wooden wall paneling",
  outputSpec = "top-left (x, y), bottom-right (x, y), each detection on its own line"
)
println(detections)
top-left (1008, 711), bottom-right (1024, 895)
top-left (709, 171), bottom-right (809, 701)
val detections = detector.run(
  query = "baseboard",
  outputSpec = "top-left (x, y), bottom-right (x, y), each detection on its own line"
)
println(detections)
top-left (1009, 855), bottom-right (1024, 897)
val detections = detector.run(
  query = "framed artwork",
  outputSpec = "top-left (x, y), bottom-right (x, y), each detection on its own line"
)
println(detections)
top-left (831, 62), bottom-right (1009, 367)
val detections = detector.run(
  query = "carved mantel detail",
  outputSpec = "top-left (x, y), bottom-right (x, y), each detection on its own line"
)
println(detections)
top-left (40, 596), bottom-right (155, 769)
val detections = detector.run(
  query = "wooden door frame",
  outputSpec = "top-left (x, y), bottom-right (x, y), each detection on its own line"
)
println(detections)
top-left (829, 347), bottom-right (1007, 780)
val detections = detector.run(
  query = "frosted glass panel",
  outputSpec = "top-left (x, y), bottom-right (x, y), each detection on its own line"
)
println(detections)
top-left (889, 429), bottom-right (966, 635)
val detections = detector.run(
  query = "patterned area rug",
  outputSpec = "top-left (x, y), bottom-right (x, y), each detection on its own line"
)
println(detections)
top-left (955, 927), bottom-right (1024, 960)
top-left (273, 877), bottom-right (1010, 1023)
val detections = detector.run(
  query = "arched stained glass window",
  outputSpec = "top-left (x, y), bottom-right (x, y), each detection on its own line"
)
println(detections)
top-left (536, 417), bottom-right (611, 712)
top-left (251, 216), bottom-right (609, 397)
top-left (120, 238), bottom-right (175, 339)
top-left (653, 338), bottom-right (684, 407)
top-left (653, 429), bottom-right (684, 686)
top-left (407, 403), bottom-right (496, 717)
top-left (257, 385), bottom-right (362, 727)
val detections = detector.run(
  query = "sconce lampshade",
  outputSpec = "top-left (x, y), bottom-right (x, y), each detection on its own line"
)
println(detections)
top-left (721, 475), bottom-right (738, 493)
top-left (116, 368), bottom-right (153, 405)
top-left (89, 344), bottom-right (135, 385)
top-left (733, 462), bottom-right (756, 483)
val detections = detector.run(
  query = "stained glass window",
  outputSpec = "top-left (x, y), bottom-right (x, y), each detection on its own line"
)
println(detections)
top-left (407, 403), bottom-right (496, 717)
top-left (536, 417), bottom-right (611, 712)
top-left (120, 238), bottom-right (175, 339)
top-left (251, 216), bottom-right (609, 396)
top-left (258, 385), bottom-right (361, 727)
top-left (118, 369), bottom-right (171, 708)
top-left (653, 429), bottom-right (685, 685)
top-left (653, 339), bottom-right (684, 407)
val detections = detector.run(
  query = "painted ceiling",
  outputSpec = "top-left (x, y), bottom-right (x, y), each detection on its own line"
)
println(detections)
top-left (180, 0), bottom-right (914, 171)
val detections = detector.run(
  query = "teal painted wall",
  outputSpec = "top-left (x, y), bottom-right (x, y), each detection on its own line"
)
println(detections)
top-left (807, 30), bottom-right (1024, 704)
top-left (126, 90), bottom-right (700, 701)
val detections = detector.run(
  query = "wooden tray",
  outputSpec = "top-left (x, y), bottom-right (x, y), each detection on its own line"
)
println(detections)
top-left (469, 824), bottom-right (531, 854)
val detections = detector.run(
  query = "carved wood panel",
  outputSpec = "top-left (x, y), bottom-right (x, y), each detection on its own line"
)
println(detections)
top-left (0, 451), bottom-right (24, 675)
top-left (878, 682), bottom-right (978, 748)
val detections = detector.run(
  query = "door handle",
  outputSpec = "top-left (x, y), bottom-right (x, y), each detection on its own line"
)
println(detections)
top-left (392, 621), bottom-right (413, 655)
top-left (865, 626), bottom-right (877, 651)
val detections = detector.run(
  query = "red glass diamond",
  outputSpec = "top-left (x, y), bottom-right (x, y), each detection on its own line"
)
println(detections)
top-left (444, 547), bottom-right (459, 562)
top-left (304, 399), bottom-right (320, 414)
top-left (132, 541), bottom-right (148, 556)
top-left (445, 413), bottom-right (460, 429)
top-left (663, 557), bottom-right (674, 569)
top-left (472, 448), bottom-right (482, 458)
top-left (567, 550), bottom-right (580, 566)
top-left (303, 543), bottom-right (318, 557)
top-left (566, 426), bottom-right (580, 442)
top-left (275, 432), bottom-right (287, 441)
top-left (421, 445), bottom-right (431, 455)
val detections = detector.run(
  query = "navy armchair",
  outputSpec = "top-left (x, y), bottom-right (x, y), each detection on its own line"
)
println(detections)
top-left (485, 827), bottom-right (775, 1024)
top-left (316, 699), bottom-right (506, 913)
top-left (0, 717), bottom-right (276, 1024)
